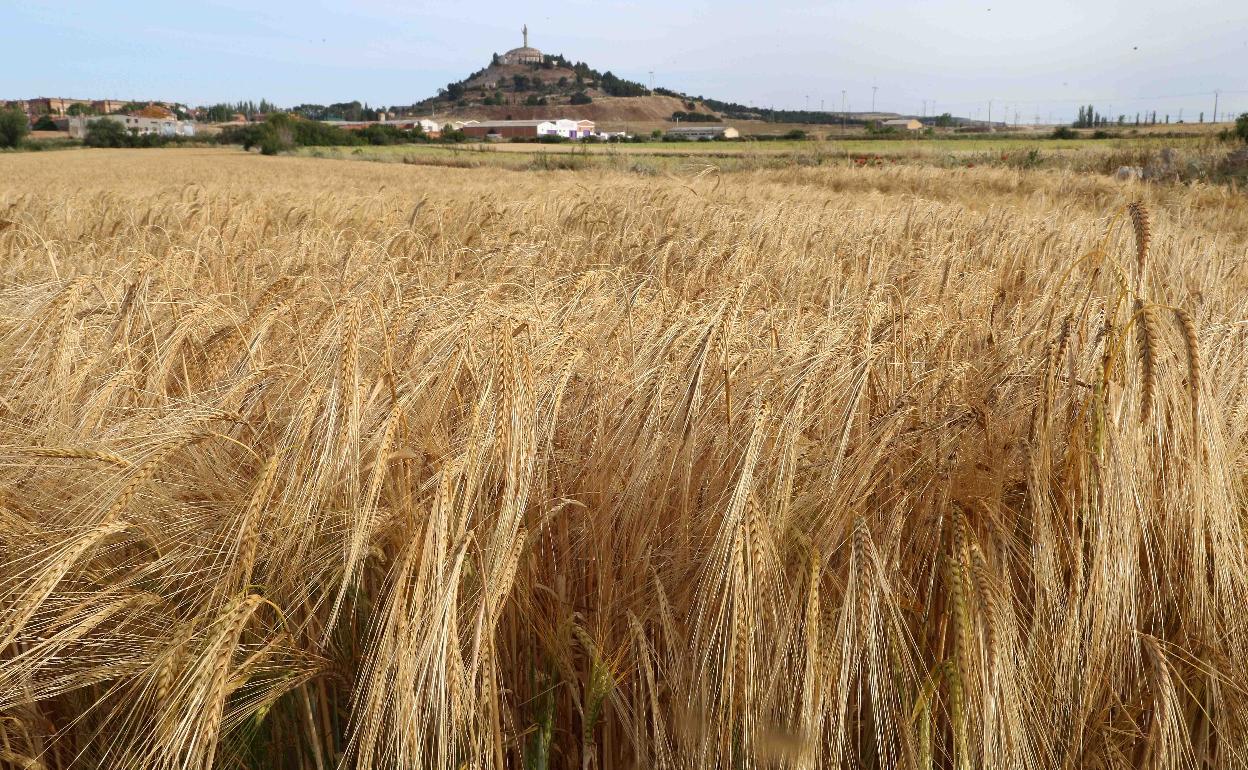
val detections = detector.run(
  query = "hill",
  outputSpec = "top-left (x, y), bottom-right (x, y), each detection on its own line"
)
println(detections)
top-left (397, 31), bottom-right (929, 130)
top-left (403, 50), bottom-right (723, 125)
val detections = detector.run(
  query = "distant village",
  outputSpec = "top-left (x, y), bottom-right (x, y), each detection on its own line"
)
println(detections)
top-left (3, 27), bottom-right (938, 145)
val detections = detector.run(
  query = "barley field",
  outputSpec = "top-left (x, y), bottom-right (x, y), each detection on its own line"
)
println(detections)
top-left (1, 147), bottom-right (1247, 770)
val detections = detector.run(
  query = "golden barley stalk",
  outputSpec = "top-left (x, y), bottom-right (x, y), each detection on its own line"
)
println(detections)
top-left (1127, 201), bottom-right (1151, 293)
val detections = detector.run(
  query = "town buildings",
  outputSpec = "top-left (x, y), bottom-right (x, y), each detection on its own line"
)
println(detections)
top-left (67, 114), bottom-right (196, 139)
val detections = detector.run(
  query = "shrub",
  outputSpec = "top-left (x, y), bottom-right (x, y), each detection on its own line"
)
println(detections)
top-left (32, 115), bottom-right (58, 131)
top-left (0, 107), bottom-right (29, 149)
top-left (570, 92), bottom-right (592, 105)
top-left (1236, 113), bottom-right (1248, 144)
top-left (217, 124), bottom-right (266, 150)
top-left (1051, 126), bottom-right (1077, 140)
top-left (671, 111), bottom-right (718, 122)
top-left (258, 133), bottom-right (286, 155)
top-left (357, 124), bottom-right (418, 146)
top-left (83, 119), bottom-right (129, 148)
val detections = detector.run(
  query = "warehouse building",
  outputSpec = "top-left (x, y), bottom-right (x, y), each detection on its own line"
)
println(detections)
top-left (461, 118), bottom-right (595, 140)
top-left (665, 125), bottom-right (740, 140)
top-left (881, 118), bottom-right (924, 131)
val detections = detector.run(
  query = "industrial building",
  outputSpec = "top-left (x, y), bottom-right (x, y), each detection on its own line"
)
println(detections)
top-left (665, 125), bottom-right (740, 140)
top-left (322, 118), bottom-right (446, 136)
top-left (461, 118), bottom-right (595, 140)
top-left (881, 118), bottom-right (924, 130)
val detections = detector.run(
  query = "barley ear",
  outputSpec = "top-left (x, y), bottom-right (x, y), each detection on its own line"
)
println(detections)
top-left (1172, 307), bottom-right (1201, 447)
top-left (1135, 300), bottom-right (1159, 422)
top-left (1127, 201), bottom-right (1151, 293)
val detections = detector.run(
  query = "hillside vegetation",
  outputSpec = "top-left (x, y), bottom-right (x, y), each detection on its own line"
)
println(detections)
top-left (0, 149), bottom-right (1246, 770)
top-left (409, 53), bottom-right (720, 123)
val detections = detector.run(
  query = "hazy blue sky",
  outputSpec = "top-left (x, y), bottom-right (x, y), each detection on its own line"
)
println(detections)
top-left (3, 1), bottom-right (1246, 122)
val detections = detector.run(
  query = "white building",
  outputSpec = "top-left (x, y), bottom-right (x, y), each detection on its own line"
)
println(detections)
top-left (68, 114), bottom-right (195, 139)
top-left (461, 118), bottom-right (595, 140)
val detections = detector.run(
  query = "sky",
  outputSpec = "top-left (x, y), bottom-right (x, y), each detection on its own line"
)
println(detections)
top-left (3, 1), bottom-right (1246, 123)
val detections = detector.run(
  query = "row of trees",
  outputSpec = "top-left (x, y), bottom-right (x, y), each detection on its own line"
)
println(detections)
top-left (217, 113), bottom-right (474, 154)
top-left (1074, 106), bottom-right (1113, 128)
top-left (201, 100), bottom-right (281, 122)
top-left (699, 97), bottom-right (873, 126)
top-left (1074, 105), bottom-right (1207, 128)
top-left (291, 101), bottom-right (385, 122)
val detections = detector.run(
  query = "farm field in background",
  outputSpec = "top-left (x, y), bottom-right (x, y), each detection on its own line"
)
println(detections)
top-left (1, 147), bottom-right (1247, 770)
top-left (295, 134), bottom-right (1227, 176)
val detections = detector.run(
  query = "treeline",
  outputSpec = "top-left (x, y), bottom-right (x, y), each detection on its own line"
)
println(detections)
top-left (201, 100), bottom-right (281, 122)
top-left (671, 110), bottom-right (718, 122)
top-left (291, 101), bottom-right (386, 122)
top-left (216, 114), bottom-right (467, 154)
top-left (1074, 105), bottom-right (1186, 128)
top-left (599, 72), bottom-right (647, 97)
top-left (700, 97), bottom-right (872, 126)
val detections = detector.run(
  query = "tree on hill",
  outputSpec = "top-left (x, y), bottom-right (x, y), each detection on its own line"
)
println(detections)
top-left (599, 72), bottom-right (648, 97)
top-left (0, 107), bottom-right (29, 148)
top-left (570, 92), bottom-right (592, 105)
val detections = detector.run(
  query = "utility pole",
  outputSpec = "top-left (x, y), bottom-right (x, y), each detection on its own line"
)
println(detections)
top-left (649, 71), bottom-right (654, 90)
top-left (806, 94), bottom-right (810, 111)
top-left (987, 98), bottom-right (992, 126)
top-left (872, 85), bottom-right (878, 113)
top-left (841, 89), bottom-right (847, 133)
top-left (1213, 89), bottom-right (1220, 123)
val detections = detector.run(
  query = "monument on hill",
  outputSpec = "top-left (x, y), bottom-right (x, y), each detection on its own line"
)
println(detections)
top-left (501, 24), bottom-right (543, 65)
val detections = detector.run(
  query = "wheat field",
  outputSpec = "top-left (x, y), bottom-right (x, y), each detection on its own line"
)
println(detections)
top-left (1, 148), bottom-right (1246, 770)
